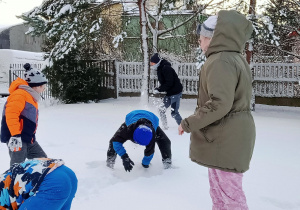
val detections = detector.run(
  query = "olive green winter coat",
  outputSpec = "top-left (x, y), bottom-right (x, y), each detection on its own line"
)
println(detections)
top-left (181, 10), bottom-right (256, 173)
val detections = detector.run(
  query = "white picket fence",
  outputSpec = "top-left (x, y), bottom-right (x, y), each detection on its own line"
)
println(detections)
top-left (9, 64), bottom-right (52, 100)
top-left (116, 62), bottom-right (300, 98)
top-left (252, 63), bottom-right (300, 97)
top-left (8, 61), bottom-right (300, 99)
top-left (115, 62), bottom-right (200, 96)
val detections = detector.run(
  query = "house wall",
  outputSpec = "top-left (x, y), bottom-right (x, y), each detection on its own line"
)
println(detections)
top-left (0, 29), bottom-right (9, 49)
top-left (9, 24), bottom-right (44, 52)
top-left (0, 24), bottom-right (44, 52)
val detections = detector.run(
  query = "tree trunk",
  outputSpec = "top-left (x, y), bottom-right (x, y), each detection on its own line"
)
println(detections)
top-left (152, 0), bottom-right (160, 53)
top-left (138, 0), bottom-right (149, 104)
top-left (152, 28), bottom-right (158, 53)
top-left (247, 0), bottom-right (256, 111)
top-left (246, 0), bottom-right (256, 64)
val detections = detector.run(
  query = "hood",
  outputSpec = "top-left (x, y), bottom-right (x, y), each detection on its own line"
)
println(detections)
top-left (9, 78), bottom-right (29, 94)
top-left (206, 10), bottom-right (253, 57)
top-left (158, 59), bottom-right (171, 69)
top-left (9, 78), bottom-right (41, 102)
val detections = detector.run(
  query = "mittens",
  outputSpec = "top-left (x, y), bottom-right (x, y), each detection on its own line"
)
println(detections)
top-left (121, 153), bottom-right (134, 172)
top-left (8, 135), bottom-right (22, 152)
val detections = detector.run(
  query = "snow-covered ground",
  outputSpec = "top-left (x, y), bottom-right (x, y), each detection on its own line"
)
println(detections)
top-left (0, 97), bottom-right (299, 210)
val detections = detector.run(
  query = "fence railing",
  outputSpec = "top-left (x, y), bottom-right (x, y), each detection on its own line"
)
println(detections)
top-left (115, 62), bottom-right (200, 96)
top-left (9, 61), bottom-right (300, 100)
top-left (252, 63), bottom-right (300, 97)
top-left (9, 64), bottom-right (52, 100)
top-left (90, 60), bottom-right (117, 99)
top-left (9, 60), bottom-right (117, 101)
top-left (116, 62), bottom-right (300, 98)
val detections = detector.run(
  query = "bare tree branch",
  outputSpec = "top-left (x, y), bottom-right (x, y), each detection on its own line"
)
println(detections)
top-left (263, 43), bottom-right (300, 59)
top-left (157, 0), bottom-right (215, 36)
top-left (291, 0), bottom-right (300, 7)
top-left (145, 10), bottom-right (156, 20)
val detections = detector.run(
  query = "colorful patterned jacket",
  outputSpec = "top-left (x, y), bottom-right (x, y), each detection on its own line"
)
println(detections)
top-left (0, 158), bottom-right (64, 210)
top-left (1, 78), bottom-right (41, 144)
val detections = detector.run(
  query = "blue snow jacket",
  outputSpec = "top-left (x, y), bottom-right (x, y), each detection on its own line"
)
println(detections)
top-left (125, 110), bottom-right (159, 130)
top-left (113, 110), bottom-right (159, 165)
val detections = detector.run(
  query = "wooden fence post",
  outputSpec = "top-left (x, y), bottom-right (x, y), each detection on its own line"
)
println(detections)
top-left (112, 60), bottom-right (118, 99)
top-left (9, 65), bottom-right (12, 86)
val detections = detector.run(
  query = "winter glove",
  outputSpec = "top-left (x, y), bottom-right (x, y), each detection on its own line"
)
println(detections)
top-left (153, 88), bottom-right (160, 94)
top-left (121, 153), bottom-right (134, 172)
top-left (8, 135), bottom-right (22, 152)
top-left (142, 163), bottom-right (149, 168)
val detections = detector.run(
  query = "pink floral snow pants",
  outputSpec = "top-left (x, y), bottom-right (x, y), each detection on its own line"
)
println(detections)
top-left (208, 168), bottom-right (248, 210)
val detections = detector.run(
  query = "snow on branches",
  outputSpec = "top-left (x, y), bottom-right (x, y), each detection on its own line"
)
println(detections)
top-left (20, 0), bottom-right (103, 60)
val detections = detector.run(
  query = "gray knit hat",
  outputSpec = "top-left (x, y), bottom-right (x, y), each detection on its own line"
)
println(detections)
top-left (23, 63), bottom-right (48, 87)
top-left (196, 15), bottom-right (218, 38)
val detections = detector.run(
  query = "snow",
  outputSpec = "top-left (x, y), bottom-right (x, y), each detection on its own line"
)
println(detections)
top-left (0, 49), bottom-right (47, 94)
top-left (112, 32), bottom-right (127, 48)
top-left (0, 97), bottom-right (300, 210)
top-left (55, 4), bottom-right (73, 18)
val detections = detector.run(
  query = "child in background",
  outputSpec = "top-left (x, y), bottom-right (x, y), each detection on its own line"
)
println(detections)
top-left (150, 53), bottom-right (183, 130)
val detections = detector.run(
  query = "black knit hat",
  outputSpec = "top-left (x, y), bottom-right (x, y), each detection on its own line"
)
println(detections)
top-left (150, 53), bottom-right (161, 64)
top-left (23, 63), bottom-right (48, 87)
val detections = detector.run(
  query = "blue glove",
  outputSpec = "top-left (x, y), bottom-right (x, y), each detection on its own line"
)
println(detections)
top-left (121, 153), bottom-right (134, 172)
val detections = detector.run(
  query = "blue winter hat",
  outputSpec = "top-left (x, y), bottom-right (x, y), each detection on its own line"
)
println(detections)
top-left (150, 53), bottom-right (161, 64)
top-left (133, 125), bottom-right (153, 146)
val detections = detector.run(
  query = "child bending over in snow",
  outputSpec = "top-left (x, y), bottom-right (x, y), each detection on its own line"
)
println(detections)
top-left (106, 110), bottom-right (172, 172)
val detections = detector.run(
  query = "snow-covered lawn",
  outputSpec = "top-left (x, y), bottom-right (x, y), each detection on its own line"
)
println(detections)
top-left (0, 97), bottom-right (299, 210)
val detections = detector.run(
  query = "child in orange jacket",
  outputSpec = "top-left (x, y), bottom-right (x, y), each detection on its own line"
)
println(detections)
top-left (1, 63), bottom-right (48, 166)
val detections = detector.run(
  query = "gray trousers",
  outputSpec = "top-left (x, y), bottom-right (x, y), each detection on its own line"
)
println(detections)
top-left (8, 141), bottom-right (47, 166)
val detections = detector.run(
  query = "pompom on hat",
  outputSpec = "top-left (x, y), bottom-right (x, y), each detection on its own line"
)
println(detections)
top-left (23, 63), bottom-right (48, 87)
top-left (133, 125), bottom-right (153, 146)
top-left (196, 15), bottom-right (218, 38)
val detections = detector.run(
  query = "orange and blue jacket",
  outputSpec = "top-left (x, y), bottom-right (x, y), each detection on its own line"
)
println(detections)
top-left (1, 78), bottom-right (39, 144)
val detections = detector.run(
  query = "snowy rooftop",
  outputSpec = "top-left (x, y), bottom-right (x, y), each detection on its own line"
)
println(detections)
top-left (0, 23), bottom-right (24, 34)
